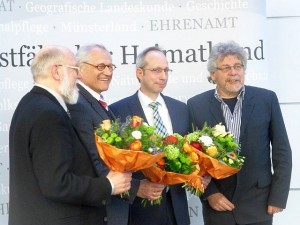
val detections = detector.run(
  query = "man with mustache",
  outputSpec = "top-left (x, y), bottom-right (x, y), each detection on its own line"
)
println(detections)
top-left (187, 41), bottom-right (292, 225)
top-left (9, 45), bottom-right (132, 225)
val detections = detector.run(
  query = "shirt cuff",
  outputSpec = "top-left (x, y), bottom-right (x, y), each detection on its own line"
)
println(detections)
top-left (107, 177), bottom-right (115, 194)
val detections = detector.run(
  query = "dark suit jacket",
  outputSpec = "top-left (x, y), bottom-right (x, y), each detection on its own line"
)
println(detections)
top-left (9, 86), bottom-right (112, 225)
top-left (67, 84), bottom-right (140, 225)
top-left (187, 85), bottom-right (292, 225)
top-left (110, 91), bottom-right (190, 225)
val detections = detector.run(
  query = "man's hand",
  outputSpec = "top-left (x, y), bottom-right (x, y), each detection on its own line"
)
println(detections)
top-left (201, 174), bottom-right (211, 189)
top-left (207, 193), bottom-right (235, 211)
top-left (267, 205), bottom-right (284, 215)
top-left (106, 171), bottom-right (132, 195)
top-left (137, 179), bottom-right (165, 200)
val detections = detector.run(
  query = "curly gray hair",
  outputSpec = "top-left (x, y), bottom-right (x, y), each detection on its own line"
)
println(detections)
top-left (207, 41), bottom-right (247, 83)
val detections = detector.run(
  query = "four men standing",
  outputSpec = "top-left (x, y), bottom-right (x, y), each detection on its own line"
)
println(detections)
top-left (9, 42), bottom-right (292, 225)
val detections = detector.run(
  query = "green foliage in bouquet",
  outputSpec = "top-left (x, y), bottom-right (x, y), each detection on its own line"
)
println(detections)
top-left (95, 116), bottom-right (163, 153)
top-left (161, 133), bottom-right (197, 175)
top-left (186, 123), bottom-right (245, 169)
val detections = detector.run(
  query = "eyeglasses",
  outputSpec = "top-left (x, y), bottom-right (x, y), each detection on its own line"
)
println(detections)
top-left (143, 67), bottom-right (173, 74)
top-left (82, 62), bottom-right (116, 72)
top-left (58, 65), bottom-right (80, 74)
top-left (216, 64), bottom-right (244, 73)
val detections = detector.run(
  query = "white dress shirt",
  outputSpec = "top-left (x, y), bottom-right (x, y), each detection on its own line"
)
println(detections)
top-left (137, 90), bottom-right (173, 134)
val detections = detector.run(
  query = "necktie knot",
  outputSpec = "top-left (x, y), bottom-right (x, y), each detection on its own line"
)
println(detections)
top-left (149, 101), bottom-right (159, 110)
top-left (99, 99), bottom-right (108, 109)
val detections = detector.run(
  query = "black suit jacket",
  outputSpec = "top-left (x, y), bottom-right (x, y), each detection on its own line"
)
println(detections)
top-left (9, 86), bottom-right (111, 225)
top-left (67, 84), bottom-right (140, 225)
top-left (110, 91), bottom-right (190, 225)
top-left (187, 85), bottom-right (292, 224)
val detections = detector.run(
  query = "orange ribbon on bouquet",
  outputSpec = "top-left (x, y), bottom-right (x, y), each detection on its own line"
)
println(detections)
top-left (95, 134), bottom-right (165, 172)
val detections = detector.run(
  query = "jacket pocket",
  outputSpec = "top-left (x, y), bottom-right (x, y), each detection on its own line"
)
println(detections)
top-left (257, 174), bottom-right (271, 188)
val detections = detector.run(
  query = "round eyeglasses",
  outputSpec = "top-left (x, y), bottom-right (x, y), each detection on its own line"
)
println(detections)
top-left (82, 62), bottom-right (116, 72)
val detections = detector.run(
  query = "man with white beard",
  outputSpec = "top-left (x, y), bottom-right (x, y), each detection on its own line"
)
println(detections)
top-left (9, 45), bottom-right (132, 225)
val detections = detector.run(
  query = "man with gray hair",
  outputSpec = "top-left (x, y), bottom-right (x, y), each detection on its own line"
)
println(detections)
top-left (68, 44), bottom-right (140, 225)
top-left (9, 45), bottom-right (132, 225)
top-left (187, 40), bottom-right (292, 225)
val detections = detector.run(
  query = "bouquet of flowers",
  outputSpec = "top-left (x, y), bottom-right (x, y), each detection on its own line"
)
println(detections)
top-left (94, 116), bottom-right (165, 172)
top-left (142, 133), bottom-right (205, 205)
top-left (185, 123), bottom-right (245, 179)
top-left (95, 116), bottom-right (205, 204)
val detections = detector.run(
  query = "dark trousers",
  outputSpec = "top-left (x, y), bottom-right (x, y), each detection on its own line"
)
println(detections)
top-left (238, 219), bottom-right (273, 225)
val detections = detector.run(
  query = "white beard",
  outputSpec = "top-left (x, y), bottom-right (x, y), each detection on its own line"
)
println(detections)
top-left (59, 71), bottom-right (79, 105)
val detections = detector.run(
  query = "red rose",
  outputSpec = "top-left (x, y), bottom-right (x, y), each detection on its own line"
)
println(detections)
top-left (190, 141), bottom-right (203, 151)
top-left (163, 135), bottom-right (178, 145)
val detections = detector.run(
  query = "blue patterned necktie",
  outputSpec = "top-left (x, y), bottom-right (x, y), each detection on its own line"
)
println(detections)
top-left (149, 102), bottom-right (168, 137)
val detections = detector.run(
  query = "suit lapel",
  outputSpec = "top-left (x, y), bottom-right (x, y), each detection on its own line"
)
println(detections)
top-left (162, 95), bottom-right (177, 132)
top-left (240, 87), bottom-right (255, 142)
top-left (31, 86), bottom-right (68, 117)
top-left (129, 92), bottom-right (148, 123)
top-left (209, 95), bottom-right (226, 126)
top-left (77, 84), bottom-right (112, 120)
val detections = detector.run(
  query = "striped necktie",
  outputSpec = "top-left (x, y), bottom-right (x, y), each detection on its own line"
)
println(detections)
top-left (149, 102), bottom-right (168, 137)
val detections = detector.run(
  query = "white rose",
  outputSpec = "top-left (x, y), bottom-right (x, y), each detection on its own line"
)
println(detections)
top-left (199, 135), bottom-right (213, 146)
top-left (212, 124), bottom-right (227, 137)
top-left (131, 130), bottom-right (142, 139)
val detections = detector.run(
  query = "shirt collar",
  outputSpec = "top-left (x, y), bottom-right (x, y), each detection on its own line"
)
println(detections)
top-left (34, 83), bottom-right (68, 112)
top-left (77, 80), bottom-right (103, 101)
top-left (214, 86), bottom-right (245, 102)
top-left (138, 90), bottom-right (164, 107)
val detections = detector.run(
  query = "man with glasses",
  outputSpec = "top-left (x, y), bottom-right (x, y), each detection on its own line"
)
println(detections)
top-left (110, 46), bottom-right (195, 225)
top-left (67, 44), bottom-right (138, 225)
top-left (187, 41), bottom-right (292, 225)
top-left (9, 45), bottom-right (132, 225)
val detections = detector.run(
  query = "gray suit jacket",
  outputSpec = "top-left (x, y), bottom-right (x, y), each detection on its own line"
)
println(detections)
top-left (68, 84), bottom-right (139, 225)
top-left (187, 85), bottom-right (292, 224)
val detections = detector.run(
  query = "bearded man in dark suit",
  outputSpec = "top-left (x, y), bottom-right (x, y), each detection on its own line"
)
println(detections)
top-left (9, 45), bottom-right (132, 225)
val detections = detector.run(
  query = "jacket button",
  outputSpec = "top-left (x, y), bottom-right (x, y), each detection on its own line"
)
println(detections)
top-left (103, 217), bottom-right (108, 222)
top-left (102, 200), bottom-right (106, 205)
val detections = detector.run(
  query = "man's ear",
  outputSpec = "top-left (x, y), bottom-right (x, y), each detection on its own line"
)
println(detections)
top-left (51, 65), bottom-right (60, 80)
top-left (210, 72), bottom-right (216, 82)
top-left (136, 68), bottom-right (144, 82)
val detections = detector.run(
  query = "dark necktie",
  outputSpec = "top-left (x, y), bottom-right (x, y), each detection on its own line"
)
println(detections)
top-left (149, 102), bottom-right (168, 137)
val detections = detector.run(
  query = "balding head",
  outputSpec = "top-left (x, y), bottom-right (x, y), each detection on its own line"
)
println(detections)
top-left (31, 46), bottom-right (74, 82)
top-left (31, 46), bottom-right (80, 104)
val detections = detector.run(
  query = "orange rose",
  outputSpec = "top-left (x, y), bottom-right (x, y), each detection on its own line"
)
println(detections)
top-left (189, 152), bottom-right (199, 163)
top-left (131, 115), bottom-right (143, 128)
top-left (183, 142), bottom-right (194, 153)
top-left (129, 140), bottom-right (142, 151)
